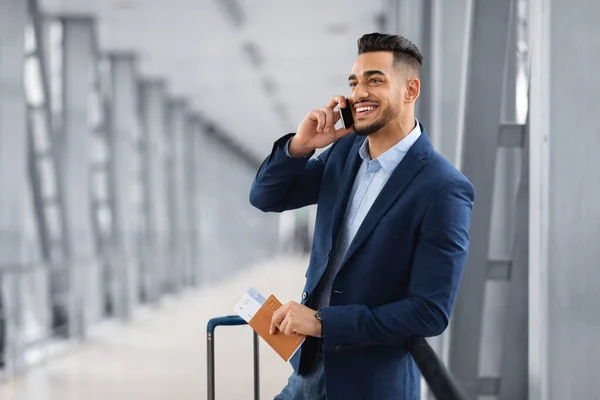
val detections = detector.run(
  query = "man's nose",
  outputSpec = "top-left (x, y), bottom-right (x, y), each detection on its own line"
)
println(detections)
top-left (349, 85), bottom-right (369, 103)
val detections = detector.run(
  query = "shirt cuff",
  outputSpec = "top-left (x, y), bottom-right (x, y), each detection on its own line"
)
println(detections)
top-left (283, 136), bottom-right (313, 159)
top-left (284, 137), bottom-right (293, 157)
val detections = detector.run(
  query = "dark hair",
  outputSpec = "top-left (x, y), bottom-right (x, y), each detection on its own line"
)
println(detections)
top-left (357, 33), bottom-right (423, 77)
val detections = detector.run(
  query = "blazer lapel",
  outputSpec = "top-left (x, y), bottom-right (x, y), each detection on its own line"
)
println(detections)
top-left (340, 132), bottom-right (433, 266)
top-left (329, 138), bottom-right (364, 250)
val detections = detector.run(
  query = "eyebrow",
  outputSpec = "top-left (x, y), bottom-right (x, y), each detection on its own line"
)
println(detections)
top-left (348, 70), bottom-right (387, 81)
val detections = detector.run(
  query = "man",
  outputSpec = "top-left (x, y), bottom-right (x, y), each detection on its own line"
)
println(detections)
top-left (249, 33), bottom-right (475, 400)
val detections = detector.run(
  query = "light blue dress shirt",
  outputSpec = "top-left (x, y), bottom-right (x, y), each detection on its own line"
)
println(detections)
top-left (313, 121), bottom-right (422, 308)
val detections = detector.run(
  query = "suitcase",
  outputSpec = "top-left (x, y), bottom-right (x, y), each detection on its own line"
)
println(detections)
top-left (206, 315), bottom-right (260, 400)
top-left (206, 316), bottom-right (468, 400)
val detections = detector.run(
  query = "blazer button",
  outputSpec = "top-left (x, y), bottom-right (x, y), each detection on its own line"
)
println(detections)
top-left (326, 250), bottom-right (331, 258)
top-left (302, 292), bottom-right (307, 300)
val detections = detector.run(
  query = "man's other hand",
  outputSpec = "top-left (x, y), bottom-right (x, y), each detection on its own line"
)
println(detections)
top-left (270, 301), bottom-right (322, 337)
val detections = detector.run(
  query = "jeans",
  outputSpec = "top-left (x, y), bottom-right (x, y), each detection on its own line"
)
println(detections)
top-left (274, 354), bottom-right (326, 400)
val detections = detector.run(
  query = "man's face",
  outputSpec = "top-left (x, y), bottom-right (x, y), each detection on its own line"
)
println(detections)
top-left (348, 52), bottom-right (406, 136)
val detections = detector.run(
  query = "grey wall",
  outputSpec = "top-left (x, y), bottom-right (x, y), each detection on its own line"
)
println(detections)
top-left (529, 0), bottom-right (600, 398)
top-left (547, 0), bottom-right (600, 397)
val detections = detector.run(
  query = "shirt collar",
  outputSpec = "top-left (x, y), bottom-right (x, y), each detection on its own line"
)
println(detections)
top-left (358, 119), bottom-right (422, 172)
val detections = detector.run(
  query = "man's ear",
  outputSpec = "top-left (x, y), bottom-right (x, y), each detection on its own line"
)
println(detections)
top-left (405, 78), bottom-right (421, 103)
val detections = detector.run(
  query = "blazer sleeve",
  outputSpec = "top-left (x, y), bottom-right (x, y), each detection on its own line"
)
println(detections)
top-left (249, 133), bottom-right (336, 213)
top-left (320, 179), bottom-right (475, 351)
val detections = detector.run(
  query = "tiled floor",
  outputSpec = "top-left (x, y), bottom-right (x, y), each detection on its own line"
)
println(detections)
top-left (0, 256), bottom-right (309, 400)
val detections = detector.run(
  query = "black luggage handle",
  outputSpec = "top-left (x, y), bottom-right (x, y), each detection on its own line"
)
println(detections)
top-left (207, 316), bottom-right (468, 400)
top-left (207, 315), bottom-right (260, 400)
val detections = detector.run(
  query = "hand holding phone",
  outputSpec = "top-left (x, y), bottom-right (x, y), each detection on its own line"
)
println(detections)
top-left (290, 95), bottom-right (355, 157)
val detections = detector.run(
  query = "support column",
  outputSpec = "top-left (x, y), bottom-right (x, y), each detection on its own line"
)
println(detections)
top-left (495, 9), bottom-right (530, 399)
top-left (447, 0), bottom-right (512, 398)
top-left (396, 0), bottom-right (428, 130)
top-left (417, 0), bottom-right (434, 139)
top-left (497, 133), bottom-right (528, 400)
top-left (423, 1), bottom-right (473, 378)
top-left (529, 0), bottom-right (600, 398)
top-left (195, 120), bottom-right (213, 284)
top-left (61, 16), bottom-right (97, 337)
top-left (108, 53), bottom-right (138, 318)
top-left (478, 2), bottom-right (524, 398)
top-left (0, 0), bottom-right (29, 374)
top-left (438, 0), bottom-right (472, 165)
top-left (397, 0), bottom-right (425, 51)
top-left (138, 79), bottom-right (169, 302)
top-left (196, 124), bottom-right (235, 281)
top-left (391, 0), bottom-right (442, 148)
top-left (168, 99), bottom-right (191, 292)
top-left (186, 116), bottom-right (202, 286)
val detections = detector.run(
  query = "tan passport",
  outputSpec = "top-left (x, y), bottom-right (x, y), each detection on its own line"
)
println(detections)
top-left (248, 294), bottom-right (305, 362)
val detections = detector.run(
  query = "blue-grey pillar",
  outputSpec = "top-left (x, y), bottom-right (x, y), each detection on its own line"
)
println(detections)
top-left (447, 0), bottom-right (513, 398)
top-left (529, 0), bottom-right (600, 398)
top-left (108, 53), bottom-right (139, 318)
top-left (195, 124), bottom-right (250, 281)
top-left (167, 99), bottom-right (191, 292)
top-left (478, 2), bottom-right (524, 399)
top-left (391, 0), bottom-right (444, 153)
top-left (437, 0), bottom-right (472, 165)
top-left (138, 79), bottom-right (169, 302)
top-left (426, 0), bottom-right (473, 376)
top-left (186, 116), bottom-right (202, 286)
top-left (396, 0), bottom-right (428, 130)
top-left (0, 0), bottom-right (29, 375)
top-left (496, 4), bottom-right (529, 400)
top-left (397, 0), bottom-right (425, 51)
top-left (61, 16), bottom-right (99, 337)
top-left (163, 100), bottom-right (176, 292)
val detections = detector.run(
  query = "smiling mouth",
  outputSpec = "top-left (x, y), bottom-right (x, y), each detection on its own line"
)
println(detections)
top-left (354, 105), bottom-right (379, 118)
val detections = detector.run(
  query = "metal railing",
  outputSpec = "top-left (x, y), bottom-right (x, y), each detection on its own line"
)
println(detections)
top-left (0, 255), bottom-right (129, 381)
top-left (407, 337), bottom-right (468, 400)
top-left (206, 315), bottom-right (468, 400)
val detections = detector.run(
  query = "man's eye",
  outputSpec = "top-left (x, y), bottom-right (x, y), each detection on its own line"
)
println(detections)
top-left (370, 78), bottom-right (381, 83)
top-left (349, 82), bottom-right (357, 88)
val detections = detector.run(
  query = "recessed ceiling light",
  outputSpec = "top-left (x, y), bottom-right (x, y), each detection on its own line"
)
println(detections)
top-left (262, 77), bottom-right (276, 95)
top-left (241, 42), bottom-right (263, 68)
top-left (216, 0), bottom-right (246, 29)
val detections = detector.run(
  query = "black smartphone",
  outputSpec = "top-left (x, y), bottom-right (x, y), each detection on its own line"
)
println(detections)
top-left (339, 99), bottom-right (354, 129)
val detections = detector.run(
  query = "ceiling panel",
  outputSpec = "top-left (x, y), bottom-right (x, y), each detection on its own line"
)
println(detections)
top-left (40, 0), bottom-right (385, 159)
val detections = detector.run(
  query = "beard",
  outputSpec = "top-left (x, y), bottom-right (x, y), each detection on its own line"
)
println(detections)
top-left (353, 104), bottom-right (399, 137)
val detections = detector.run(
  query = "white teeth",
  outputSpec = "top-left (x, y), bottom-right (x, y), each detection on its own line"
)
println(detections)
top-left (356, 106), bottom-right (375, 112)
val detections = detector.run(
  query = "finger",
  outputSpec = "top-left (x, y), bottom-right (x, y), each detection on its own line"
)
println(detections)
top-left (332, 110), bottom-right (341, 125)
top-left (326, 95), bottom-right (347, 110)
top-left (270, 310), bottom-right (284, 335)
top-left (279, 317), bottom-right (289, 336)
top-left (285, 325), bottom-right (296, 336)
top-left (318, 107), bottom-right (335, 133)
top-left (309, 110), bottom-right (327, 132)
top-left (282, 317), bottom-right (295, 336)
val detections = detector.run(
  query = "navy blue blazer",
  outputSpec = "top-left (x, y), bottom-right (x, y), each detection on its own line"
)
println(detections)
top-left (249, 126), bottom-right (475, 400)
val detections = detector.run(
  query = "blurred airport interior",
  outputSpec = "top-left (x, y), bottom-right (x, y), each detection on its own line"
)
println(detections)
top-left (0, 0), bottom-right (599, 399)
